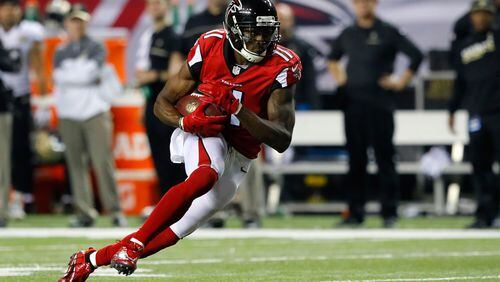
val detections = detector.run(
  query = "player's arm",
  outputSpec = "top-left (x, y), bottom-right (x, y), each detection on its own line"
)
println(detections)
top-left (328, 60), bottom-right (347, 87)
top-left (236, 87), bottom-right (296, 153)
top-left (153, 62), bottom-right (197, 127)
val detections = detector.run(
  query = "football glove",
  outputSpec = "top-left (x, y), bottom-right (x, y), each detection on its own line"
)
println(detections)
top-left (180, 102), bottom-right (228, 137)
top-left (198, 83), bottom-right (242, 115)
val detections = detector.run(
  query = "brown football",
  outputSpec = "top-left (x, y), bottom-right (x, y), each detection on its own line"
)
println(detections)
top-left (175, 92), bottom-right (224, 117)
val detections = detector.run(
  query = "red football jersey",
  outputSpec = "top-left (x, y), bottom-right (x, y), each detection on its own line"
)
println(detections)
top-left (187, 29), bottom-right (302, 159)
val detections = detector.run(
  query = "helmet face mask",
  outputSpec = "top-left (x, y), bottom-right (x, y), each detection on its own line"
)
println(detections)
top-left (224, 0), bottom-right (280, 63)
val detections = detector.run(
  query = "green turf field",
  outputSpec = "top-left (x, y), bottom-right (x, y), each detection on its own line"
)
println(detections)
top-left (0, 215), bottom-right (499, 281)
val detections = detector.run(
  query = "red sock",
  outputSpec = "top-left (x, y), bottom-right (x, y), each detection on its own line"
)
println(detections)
top-left (95, 233), bottom-right (135, 266)
top-left (141, 227), bottom-right (180, 258)
top-left (134, 165), bottom-right (218, 245)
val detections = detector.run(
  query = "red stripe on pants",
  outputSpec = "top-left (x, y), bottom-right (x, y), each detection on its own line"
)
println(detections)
top-left (198, 138), bottom-right (211, 167)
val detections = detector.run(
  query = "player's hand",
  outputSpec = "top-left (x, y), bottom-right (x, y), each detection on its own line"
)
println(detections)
top-left (181, 102), bottom-right (228, 137)
top-left (198, 83), bottom-right (242, 115)
top-left (379, 75), bottom-right (405, 91)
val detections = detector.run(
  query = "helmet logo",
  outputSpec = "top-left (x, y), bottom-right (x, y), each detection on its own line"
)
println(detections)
top-left (229, 0), bottom-right (243, 13)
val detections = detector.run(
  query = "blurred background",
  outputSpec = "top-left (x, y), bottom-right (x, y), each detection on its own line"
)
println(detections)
top-left (0, 0), bottom-right (498, 230)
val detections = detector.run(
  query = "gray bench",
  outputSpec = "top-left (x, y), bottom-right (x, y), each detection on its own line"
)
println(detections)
top-left (262, 110), bottom-right (470, 215)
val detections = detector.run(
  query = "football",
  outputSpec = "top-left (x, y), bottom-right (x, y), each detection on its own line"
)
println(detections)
top-left (175, 92), bottom-right (224, 117)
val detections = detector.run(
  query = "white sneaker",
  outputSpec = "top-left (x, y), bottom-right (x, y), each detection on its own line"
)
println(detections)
top-left (9, 191), bottom-right (26, 220)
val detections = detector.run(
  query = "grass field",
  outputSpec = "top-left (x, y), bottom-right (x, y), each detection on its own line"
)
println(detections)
top-left (1, 215), bottom-right (499, 281)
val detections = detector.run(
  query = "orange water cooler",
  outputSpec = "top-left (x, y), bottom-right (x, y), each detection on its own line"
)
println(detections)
top-left (112, 95), bottom-right (159, 215)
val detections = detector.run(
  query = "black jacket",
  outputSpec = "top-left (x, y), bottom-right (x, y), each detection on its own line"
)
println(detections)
top-left (329, 18), bottom-right (423, 110)
top-left (449, 29), bottom-right (500, 116)
top-left (0, 41), bottom-right (21, 112)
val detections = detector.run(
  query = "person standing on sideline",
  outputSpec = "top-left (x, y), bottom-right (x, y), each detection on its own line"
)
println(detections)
top-left (0, 0), bottom-right (47, 218)
top-left (0, 39), bottom-right (20, 227)
top-left (53, 4), bottom-right (126, 228)
top-left (136, 0), bottom-right (186, 196)
top-left (451, 0), bottom-right (500, 67)
top-left (328, 0), bottom-right (423, 228)
top-left (180, 0), bottom-right (228, 56)
top-left (448, 0), bottom-right (500, 229)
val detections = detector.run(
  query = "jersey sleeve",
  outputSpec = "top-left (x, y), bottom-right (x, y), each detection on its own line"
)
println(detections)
top-left (271, 49), bottom-right (303, 91)
top-left (186, 37), bottom-right (204, 81)
top-left (186, 29), bottom-right (225, 81)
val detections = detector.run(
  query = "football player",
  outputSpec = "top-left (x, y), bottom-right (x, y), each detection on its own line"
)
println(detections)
top-left (59, 0), bottom-right (301, 280)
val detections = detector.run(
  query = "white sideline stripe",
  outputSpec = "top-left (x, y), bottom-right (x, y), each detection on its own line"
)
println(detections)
top-left (1, 229), bottom-right (500, 239)
top-left (1, 250), bottom-right (499, 266)
top-left (0, 265), bottom-right (171, 278)
top-left (141, 250), bottom-right (500, 265)
top-left (323, 275), bottom-right (500, 282)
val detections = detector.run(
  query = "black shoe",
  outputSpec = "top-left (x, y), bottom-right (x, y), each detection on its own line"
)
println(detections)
top-left (69, 217), bottom-right (95, 228)
top-left (243, 219), bottom-right (261, 229)
top-left (383, 217), bottom-right (397, 228)
top-left (204, 218), bottom-right (225, 228)
top-left (466, 219), bottom-right (491, 229)
top-left (336, 217), bottom-right (364, 228)
top-left (111, 214), bottom-right (128, 227)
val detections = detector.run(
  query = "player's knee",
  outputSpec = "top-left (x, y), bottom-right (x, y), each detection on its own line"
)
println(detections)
top-left (188, 166), bottom-right (219, 198)
top-left (212, 182), bottom-right (238, 209)
top-left (209, 156), bottom-right (226, 178)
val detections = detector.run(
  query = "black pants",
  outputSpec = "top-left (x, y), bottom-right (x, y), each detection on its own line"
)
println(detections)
top-left (144, 97), bottom-right (186, 195)
top-left (344, 102), bottom-right (399, 220)
top-left (11, 95), bottom-right (33, 195)
top-left (469, 113), bottom-right (500, 224)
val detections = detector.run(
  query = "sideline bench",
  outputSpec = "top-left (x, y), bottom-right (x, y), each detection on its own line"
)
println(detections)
top-left (262, 110), bottom-right (470, 215)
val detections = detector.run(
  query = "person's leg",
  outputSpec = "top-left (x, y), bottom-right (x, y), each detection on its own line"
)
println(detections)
top-left (344, 103), bottom-right (368, 222)
top-left (239, 159), bottom-right (265, 226)
top-left (144, 149), bottom-right (251, 258)
top-left (371, 108), bottom-right (399, 220)
top-left (83, 112), bottom-right (123, 218)
top-left (92, 169), bottom-right (240, 267)
top-left (145, 98), bottom-right (186, 194)
top-left (10, 97), bottom-right (33, 208)
top-left (485, 114), bottom-right (500, 221)
top-left (132, 132), bottom-right (227, 245)
top-left (0, 113), bottom-right (12, 223)
top-left (469, 116), bottom-right (495, 226)
top-left (95, 131), bottom-right (232, 266)
top-left (59, 119), bottom-right (97, 223)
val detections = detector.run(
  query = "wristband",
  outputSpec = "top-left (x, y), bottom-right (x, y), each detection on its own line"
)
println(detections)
top-left (178, 117), bottom-right (184, 130)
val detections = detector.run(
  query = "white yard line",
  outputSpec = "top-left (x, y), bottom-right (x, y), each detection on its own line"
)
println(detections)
top-left (324, 275), bottom-right (500, 282)
top-left (0, 249), bottom-right (499, 268)
top-left (141, 250), bottom-right (500, 265)
top-left (1, 228), bottom-right (500, 240)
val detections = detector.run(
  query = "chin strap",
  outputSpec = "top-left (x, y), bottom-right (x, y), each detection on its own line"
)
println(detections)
top-left (238, 47), bottom-right (265, 63)
top-left (224, 22), bottom-right (267, 64)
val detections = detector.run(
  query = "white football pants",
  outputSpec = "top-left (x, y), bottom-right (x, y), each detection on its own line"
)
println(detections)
top-left (169, 128), bottom-right (252, 238)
